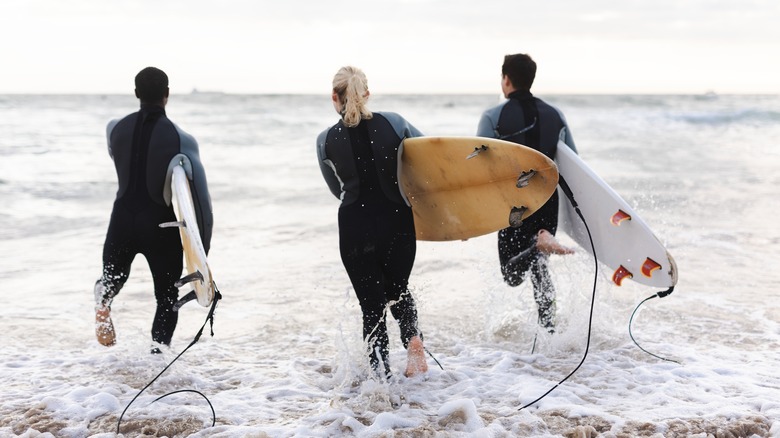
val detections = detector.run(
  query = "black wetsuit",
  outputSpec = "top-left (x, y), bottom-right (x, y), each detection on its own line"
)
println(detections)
top-left (477, 91), bottom-right (577, 330)
top-left (97, 104), bottom-right (212, 346)
top-left (317, 112), bottom-right (422, 375)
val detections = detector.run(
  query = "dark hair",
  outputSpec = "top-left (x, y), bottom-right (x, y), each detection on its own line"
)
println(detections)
top-left (134, 67), bottom-right (169, 103)
top-left (501, 54), bottom-right (536, 91)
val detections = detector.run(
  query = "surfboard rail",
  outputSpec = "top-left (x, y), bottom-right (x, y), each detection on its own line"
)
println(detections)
top-left (168, 164), bottom-right (215, 307)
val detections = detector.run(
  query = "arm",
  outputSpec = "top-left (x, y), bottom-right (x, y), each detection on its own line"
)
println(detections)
top-left (555, 107), bottom-right (578, 154)
top-left (105, 119), bottom-right (120, 158)
top-left (476, 106), bottom-right (501, 138)
top-left (174, 126), bottom-right (214, 253)
top-left (316, 129), bottom-right (344, 200)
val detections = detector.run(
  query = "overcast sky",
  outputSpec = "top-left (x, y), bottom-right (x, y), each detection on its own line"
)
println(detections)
top-left (1, 0), bottom-right (778, 94)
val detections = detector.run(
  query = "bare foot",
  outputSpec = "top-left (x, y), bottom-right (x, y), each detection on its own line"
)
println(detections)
top-left (404, 336), bottom-right (428, 377)
top-left (535, 229), bottom-right (574, 255)
top-left (95, 305), bottom-right (116, 347)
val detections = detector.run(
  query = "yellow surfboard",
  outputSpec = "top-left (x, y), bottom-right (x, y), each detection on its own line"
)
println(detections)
top-left (400, 136), bottom-right (559, 241)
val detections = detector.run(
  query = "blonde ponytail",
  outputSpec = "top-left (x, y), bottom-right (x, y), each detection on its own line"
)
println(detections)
top-left (332, 66), bottom-right (373, 127)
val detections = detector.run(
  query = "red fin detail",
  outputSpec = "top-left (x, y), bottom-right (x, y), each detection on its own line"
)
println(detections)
top-left (613, 265), bottom-right (633, 286)
top-left (641, 258), bottom-right (662, 278)
top-left (611, 209), bottom-right (632, 226)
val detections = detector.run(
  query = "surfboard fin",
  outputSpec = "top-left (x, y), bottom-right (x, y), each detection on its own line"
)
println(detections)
top-left (641, 257), bottom-right (662, 278)
top-left (610, 210), bottom-right (632, 226)
top-left (613, 265), bottom-right (633, 286)
top-left (175, 271), bottom-right (204, 288)
top-left (159, 220), bottom-right (186, 229)
top-left (515, 169), bottom-right (537, 188)
top-left (173, 291), bottom-right (198, 311)
top-left (508, 206), bottom-right (527, 227)
top-left (466, 145), bottom-right (488, 159)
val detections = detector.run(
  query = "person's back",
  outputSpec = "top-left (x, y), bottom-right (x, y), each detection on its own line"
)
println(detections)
top-left (479, 91), bottom-right (570, 159)
top-left (94, 67), bottom-right (212, 352)
top-left (107, 103), bottom-right (212, 246)
top-left (316, 66), bottom-right (428, 378)
top-left (318, 111), bottom-right (418, 210)
top-left (477, 53), bottom-right (575, 332)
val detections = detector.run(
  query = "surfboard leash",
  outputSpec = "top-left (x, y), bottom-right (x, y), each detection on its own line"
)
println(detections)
top-left (116, 283), bottom-right (223, 434)
top-left (424, 347), bottom-right (444, 371)
top-left (628, 287), bottom-right (681, 364)
top-left (518, 174), bottom-right (598, 411)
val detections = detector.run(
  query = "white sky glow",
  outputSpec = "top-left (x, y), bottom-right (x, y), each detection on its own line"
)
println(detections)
top-left (1, 0), bottom-right (778, 94)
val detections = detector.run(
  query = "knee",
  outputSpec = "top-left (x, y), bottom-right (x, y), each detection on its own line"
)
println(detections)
top-left (155, 292), bottom-right (178, 310)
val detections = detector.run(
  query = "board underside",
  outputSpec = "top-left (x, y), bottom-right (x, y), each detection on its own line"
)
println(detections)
top-left (555, 142), bottom-right (677, 288)
top-left (400, 136), bottom-right (559, 241)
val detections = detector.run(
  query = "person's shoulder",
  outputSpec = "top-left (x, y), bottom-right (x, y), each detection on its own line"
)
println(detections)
top-left (161, 118), bottom-right (199, 151)
top-left (106, 112), bottom-right (137, 136)
top-left (481, 99), bottom-right (508, 116)
top-left (373, 111), bottom-right (405, 125)
top-left (319, 120), bottom-right (343, 138)
top-left (374, 111), bottom-right (413, 130)
top-left (109, 111), bottom-right (136, 126)
top-left (317, 120), bottom-right (346, 149)
top-left (477, 101), bottom-right (505, 132)
top-left (167, 120), bottom-right (190, 138)
top-left (106, 118), bottom-right (121, 132)
top-left (534, 96), bottom-right (561, 111)
top-left (317, 127), bottom-right (329, 145)
top-left (535, 97), bottom-right (569, 121)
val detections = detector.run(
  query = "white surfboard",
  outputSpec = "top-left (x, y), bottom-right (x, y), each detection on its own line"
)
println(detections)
top-left (168, 164), bottom-right (215, 306)
top-left (555, 142), bottom-right (678, 288)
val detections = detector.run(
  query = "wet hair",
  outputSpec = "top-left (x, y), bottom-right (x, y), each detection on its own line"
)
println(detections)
top-left (134, 67), bottom-right (169, 103)
top-left (332, 66), bottom-right (373, 127)
top-left (502, 54), bottom-right (537, 91)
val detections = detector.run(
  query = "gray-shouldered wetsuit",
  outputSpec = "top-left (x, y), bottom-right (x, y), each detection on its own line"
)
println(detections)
top-left (96, 103), bottom-right (213, 345)
top-left (317, 112), bottom-right (423, 375)
top-left (477, 90), bottom-right (576, 331)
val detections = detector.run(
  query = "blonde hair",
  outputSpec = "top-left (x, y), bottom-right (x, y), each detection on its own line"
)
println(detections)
top-left (332, 66), bottom-right (373, 127)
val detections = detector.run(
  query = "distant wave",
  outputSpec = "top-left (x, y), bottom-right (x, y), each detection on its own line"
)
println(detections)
top-left (672, 108), bottom-right (780, 125)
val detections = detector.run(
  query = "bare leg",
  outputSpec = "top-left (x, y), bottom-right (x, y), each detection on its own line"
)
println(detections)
top-left (535, 229), bottom-right (574, 255)
top-left (95, 305), bottom-right (116, 347)
top-left (531, 259), bottom-right (557, 333)
top-left (404, 336), bottom-right (428, 377)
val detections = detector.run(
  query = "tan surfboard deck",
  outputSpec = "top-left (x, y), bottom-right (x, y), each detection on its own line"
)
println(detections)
top-left (400, 136), bottom-right (559, 241)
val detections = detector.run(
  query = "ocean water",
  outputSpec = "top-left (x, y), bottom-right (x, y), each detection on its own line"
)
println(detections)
top-left (1, 92), bottom-right (778, 437)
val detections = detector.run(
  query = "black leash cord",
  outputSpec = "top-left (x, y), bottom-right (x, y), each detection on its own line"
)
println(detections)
top-left (116, 286), bottom-right (222, 434)
top-left (424, 347), bottom-right (444, 371)
top-left (150, 389), bottom-right (216, 424)
top-left (629, 287), bottom-right (680, 364)
top-left (519, 175), bottom-right (597, 411)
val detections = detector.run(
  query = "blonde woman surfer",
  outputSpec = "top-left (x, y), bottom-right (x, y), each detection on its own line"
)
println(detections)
top-left (316, 66), bottom-right (428, 378)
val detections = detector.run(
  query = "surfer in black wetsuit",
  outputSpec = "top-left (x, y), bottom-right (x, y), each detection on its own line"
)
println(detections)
top-left (94, 67), bottom-right (213, 351)
top-left (477, 53), bottom-right (577, 333)
top-left (316, 66), bottom-right (428, 378)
